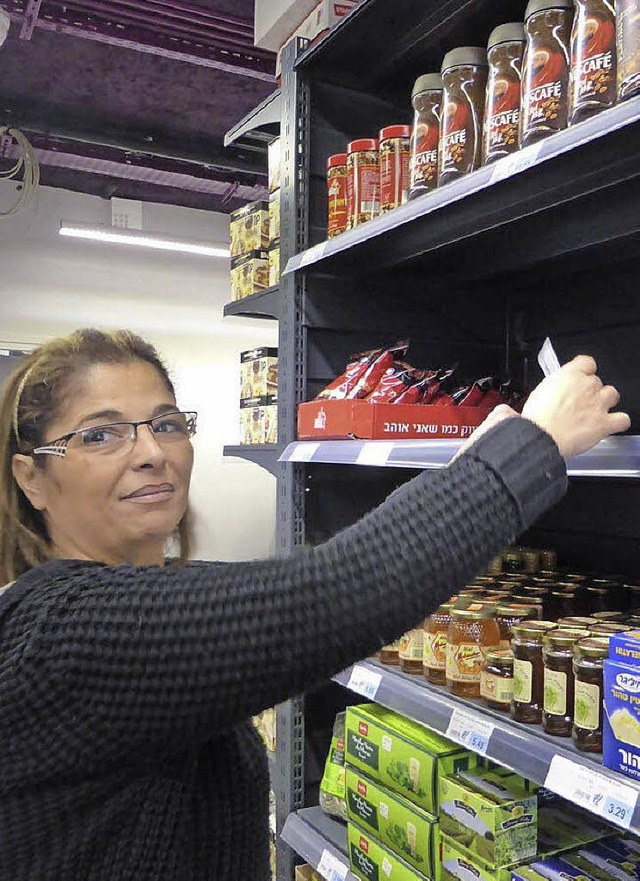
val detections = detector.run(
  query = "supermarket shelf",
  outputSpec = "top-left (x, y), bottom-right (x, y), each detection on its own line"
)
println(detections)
top-left (284, 96), bottom-right (640, 279)
top-left (282, 806), bottom-right (357, 881)
top-left (223, 286), bottom-right (281, 321)
top-left (223, 88), bottom-right (281, 150)
top-left (222, 444), bottom-right (283, 476)
top-left (280, 435), bottom-right (640, 479)
top-left (335, 660), bottom-right (640, 834)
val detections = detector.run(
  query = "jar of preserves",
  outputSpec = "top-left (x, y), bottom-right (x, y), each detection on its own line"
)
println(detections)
top-left (573, 636), bottom-right (610, 751)
top-left (520, 0), bottom-right (574, 147)
top-left (496, 604), bottom-right (538, 648)
top-left (617, 0), bottom-right (640, 101)
top-left (522, 585), bottom-right (552, 618)
top-left (424, 602), bottom-right (455, 685)
top-left (563, 572), bottom-right (588, 584)
top-left (379, 125), bottom-right (412, 213)
top-left (487, 555), bottom-right (504, 575)
top-left (503, 549), bottom-right (525, 573)
top-left (549, 588), bottom-right (577, 620)
top-left (400, 624), bottom-right (426, 674)
top-left (474, 576), bottom-right (498, 586)
top-left (542, 629), bottom-right (590, 735)
top-left (439, 47), bottom-right (489, 185)
top-left (446, 607), bottom-right (500, 698)
top-left (588, 622), bottom-right (629, 636)
top-left (512, 621), bottom-right (557, 723)
top-left (511, 594), bottom-right (544, 619)
top-left (521, 548), bottom-right (542, 574)
top-left (380, 640), bottom-right (401, 665)
top-left (584, 584), bottom-right (611, 614)
top-left (591, 611), bottom-right (625, 623)
top-left (326, 153), bottom-right (348, 238)
top-left (557, 616), bottom-right (599, 629)
top-left (346, 139), bottom-right (380, 228)
top-left (481, 649), bottom-right (515, 711)
top-left (483, 23), bottom-right (526, 164)
top-left (540, 550), bottom-right (557, 570)
top-left (568, 0), bottom-right (616, 125)
top-left (409, 74), bottom-right (443, 199)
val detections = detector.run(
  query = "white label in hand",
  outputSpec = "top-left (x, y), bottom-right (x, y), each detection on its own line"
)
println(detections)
top-left (347, 664), bottom-right (382, 700)
top-left (545, 755), bottom-right (637, 830)
top-left (538, 337), bottom-right (562, 377)
top-left (446, 708), bottom-right (495, 756)
top-left (317, 849), bottom-right (349, 881)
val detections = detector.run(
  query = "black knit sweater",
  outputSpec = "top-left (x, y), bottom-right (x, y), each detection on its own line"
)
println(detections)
top-left (0, 419), bottom-right (566, 880)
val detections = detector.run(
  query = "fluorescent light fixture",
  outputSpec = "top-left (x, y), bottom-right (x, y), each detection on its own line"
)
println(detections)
top-left (59, 222), bottom-right (230, 258)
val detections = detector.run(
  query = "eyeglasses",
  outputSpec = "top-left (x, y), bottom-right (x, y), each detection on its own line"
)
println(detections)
top-left (32, 411), bottom-right (197, 459)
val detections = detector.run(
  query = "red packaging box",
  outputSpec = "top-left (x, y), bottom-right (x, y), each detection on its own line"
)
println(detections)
top-left (298, 400), bottom-right (493, 440)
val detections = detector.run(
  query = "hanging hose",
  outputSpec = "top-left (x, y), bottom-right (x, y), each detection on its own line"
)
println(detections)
top-left (0, 126), bottom-right (40, 218)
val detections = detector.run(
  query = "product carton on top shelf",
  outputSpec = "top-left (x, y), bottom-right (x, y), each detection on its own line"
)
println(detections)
top-left (345, 704), bottom-right (478, 816)
top-left (345, 766), bottom-right (440, 879)
top-left (240, 347), bottom-right (278, 400)
top-left (348, 822), bottom-right (431, 881)
top-left (275, 0), bottom-right (360, 77)
top-left (230, 250), bottom-right (270, 301)
top-left (239, 395), bottom-right (278, 445)
top-left (230, 200), bottom-right (270, 258)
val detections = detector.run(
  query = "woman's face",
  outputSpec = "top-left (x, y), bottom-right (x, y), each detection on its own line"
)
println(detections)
top-left (14, 359), bottom-right (194, 565)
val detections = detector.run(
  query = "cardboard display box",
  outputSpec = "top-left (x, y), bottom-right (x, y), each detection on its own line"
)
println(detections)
top-left (275, 0), bottom-right (360, 77)
top-left (230, 200), bottom-right (269, 258)
top-left (230, 250), bottom-right (270, 301)
top-left (269, 245), bottom-right (281, 288)
top-left (241, 347), bottom-right (278, 400)
top-left (348, 822), bottom-right (431, 881)
top-left (239, 395), bottom-right (278, 445)
top-left (269, 189), bottom-right (281, 246)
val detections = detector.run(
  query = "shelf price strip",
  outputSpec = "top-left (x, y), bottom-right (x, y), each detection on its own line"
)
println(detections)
top-left (347, 664), bottom-right (382, 700)
top-left (545, 755), bottom-right (638, 830)
top-left (446, 708), bottom-right (495, 756)
top-left (317, 849), bottom-right (349, 881)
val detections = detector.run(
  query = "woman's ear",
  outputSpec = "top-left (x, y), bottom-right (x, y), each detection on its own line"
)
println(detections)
top-left (12, 454), bottom-right (47, 512)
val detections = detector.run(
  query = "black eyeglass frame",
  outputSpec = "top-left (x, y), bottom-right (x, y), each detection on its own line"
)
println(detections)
top-left (32, 411), bottom-right (198, 459)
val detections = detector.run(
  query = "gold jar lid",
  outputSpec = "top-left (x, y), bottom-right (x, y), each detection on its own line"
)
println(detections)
top-left (485, 648), bottom-right (514, 665)
top-left (473, 576), bottom-right (496, 585)
top-left (591, 611), bottom-right (625, 623)
top-left (450, 607), bottom-right (484, 621)
top-left (512, 621), bottom-right (557, 640)
top-left (589, 623), bottom-right (629, 635)
top-left (544, 628), bottom-right (590, 647)
top-left (574, 636), bottom-right (610, 659)
top-left (496, 604), bottom-right (536, 618)
top-left (557, 617), bottom-right (599, 628)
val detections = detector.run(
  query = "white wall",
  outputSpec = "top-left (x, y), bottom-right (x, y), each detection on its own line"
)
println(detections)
top-left (0, 181), bottom-right (278, 562)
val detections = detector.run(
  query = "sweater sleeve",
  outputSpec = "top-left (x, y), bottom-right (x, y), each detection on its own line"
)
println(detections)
top-left (19, 417), bottom-right (566, 756)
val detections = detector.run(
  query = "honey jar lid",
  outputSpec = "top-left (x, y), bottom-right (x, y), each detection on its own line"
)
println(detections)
top-left (574, 636), bottom-right (611, 659)
top-left (347, 138), bottom-right (379, 153)
top-left (487, 22), bottom-right (526, 48)
top-left (450, 607), bottom-right (484, 621)
top-left (544, 628), bottom-right (591, 646)
top-left (495, 604), bottom-right (536, 617)
top-left (589, 623), bottom-right (630, 634)
top-left (485, 648), bottom-right (514, 665)
top-left (441, 46), bottom-right (488, 73)
top-left (557, 617), bottom-right (598, 627)
top-left (512, 621), bottom-right (557, 639)
top-left (379, 125), bottom-right (412, 140)
top-left (525, 0), bottom-right (573, 18)
top-left (327, 153), bottom-right (348, 169)
top-left (591, 611), bottom-right (625, 622)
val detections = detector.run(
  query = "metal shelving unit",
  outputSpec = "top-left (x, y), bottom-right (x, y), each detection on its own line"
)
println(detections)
top-left (282, 807), bottom-right (355, 881)
top-left (223, 88), bottom-right (281, 151)
top-left (223, 286), bottom-right (282, 321)
top-left (222, 444), bottom-right (282, 476)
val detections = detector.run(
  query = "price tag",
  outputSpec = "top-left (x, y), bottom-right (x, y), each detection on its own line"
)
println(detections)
top-left (317, 849), bottom-right (349, 881)
top-left (446, 708), bottom-right (495, 756)
top-left (287, 443), bottom-right (319, 463)
top-left (299, 242), bottom-right (327, 268)
top-left (347, 664), bottom-right (382, 700)
top-left (356, 443), bottom-right (395, 467)
top-left (490, 142), bottom-right (543, 184)
top-left (545, 755), bottom-right (637, 830)
top-left (537, 337), bottom-right (562, 377)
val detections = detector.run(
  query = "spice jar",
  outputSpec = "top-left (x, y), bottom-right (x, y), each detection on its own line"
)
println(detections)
top-left (481, 649), bottom-right (515, 711)
top-left (573, 636), bottom-right (610, 751)
top-left (617, 0), bottom-right (640, 101)
top-left (568, 0), bottom-right (616, 125)
top-left (424, 602), bottom-right (455, 685)
top-left (446, 607), bottom-right (500, 698)
top-left (439, 47), bottom-right (489, 185)
top-left (409, 74), bottom-right (443, 199)
top-left (483, 23), bottom-right (526, 164)
top-left (346, 139), bottom-right (379, 228)
top-left (496, 604), bottom-right (538, 648)
top-left (380, 640), bottom-right (401, 665)
top-left (543, 629), bottom-right (590, 735)
top-left (379, 125), bottom-right (412, 213)
top-left (400, 624), bottom-right (426, 674)
top-left (520, 0), bottom-right (574, 147)
top-left (326, 153), bottom-right (348, 238)
top-left (512, 621), bottom-right (557, 723)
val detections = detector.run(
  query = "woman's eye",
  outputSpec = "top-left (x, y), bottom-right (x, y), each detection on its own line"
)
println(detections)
top-left (155, 416), bottom-right (186, 434)
top-left (82, 427), bottom-right (121, 446)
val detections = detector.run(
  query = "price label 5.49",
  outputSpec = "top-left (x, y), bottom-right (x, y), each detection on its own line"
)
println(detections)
top-left (446, 708), bottom-right (495, 756)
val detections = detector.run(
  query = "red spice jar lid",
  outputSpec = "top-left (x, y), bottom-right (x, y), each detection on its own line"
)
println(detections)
top-left (347, 138), bottom-right (379, 153)
top-left (379, 125), bottom-right (412, 141)
top-left (327, 153), bottom-right (348, 169)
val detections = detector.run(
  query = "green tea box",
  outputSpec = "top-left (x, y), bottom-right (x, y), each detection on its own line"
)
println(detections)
top-left (440, 835), bottom-right (501, 881)
top-left (348, 822), bottom-right (429, 881)
top-left (346, 704), bottom-right (478, 815)
top-left (439, 773), bottom-right (537, 866)
top-left (345, 766), bottom-right (439, 878)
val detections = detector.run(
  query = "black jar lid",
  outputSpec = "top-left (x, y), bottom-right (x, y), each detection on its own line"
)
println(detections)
top-left (525, 0), bottom-right (573, 18)
top-left (441, 46), bottom-right (488, 73)
top-left (488, 22), bottom-right (526, 49)
top-left (412, 73), bottom-right (443, 98)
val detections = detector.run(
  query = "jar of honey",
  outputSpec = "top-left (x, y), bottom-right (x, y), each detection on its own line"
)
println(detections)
top-left (380, 640), bottom-right (401, 665)
top-left (542, 629), bottom-right (590, 736)
top-left (424, 602), bottom-right (455, 685)
top-left (572, 636), bottom-right (610, 752)
top-left (481, 649), bottom-right (514, 711)
top-left (588, 622), bottom-right (629, 636)
top-left (446, 607), bottom-right (500, 698)
top-left (400, 624), bottom-right (426, 674)
top-left (512, 621), bottom-right (557, 723)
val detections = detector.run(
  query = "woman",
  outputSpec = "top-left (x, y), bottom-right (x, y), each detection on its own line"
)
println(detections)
top-left (0, 329), bottom-right (628, 880)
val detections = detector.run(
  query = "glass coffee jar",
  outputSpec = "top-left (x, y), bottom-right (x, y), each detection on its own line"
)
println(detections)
top-left (346, 138), bottom-right (380, 228)
top-left (446, 607), bottom-right (500, 698)
top-left (481, 649), bottom-right (515, 711)
top-left (483, 23), bottom-right (526, 164)
top-left (520, 0), bottom-right (574, 147)
top-left (409, 73), bottom-right (443, 199)
top-left (424, 601), bottom-right (455, 685)
top-left (542, 629), bottom-right (590, 736)
top-left (617, 0), bottom-right (640, 101)
top-left (379, 125), bottom-right (412, 212)
top-left (439, 47), bottom-right (489, 185)
top-left (569, 0), bottom-right (616, 124)
top-left (512, 621), bottom-right (557, 723)
top-left (326, 153), bottom-right (348, 238)
top-left (573, 636), bottom-right (610, 751)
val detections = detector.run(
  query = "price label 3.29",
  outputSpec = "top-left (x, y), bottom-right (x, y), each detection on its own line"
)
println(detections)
top-left (446, 708), bottom-right (495, 756)
top-left (545, 755), bottom-right (638, 830)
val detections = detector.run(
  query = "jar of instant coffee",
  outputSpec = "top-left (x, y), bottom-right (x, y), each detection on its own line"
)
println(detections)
top-left (520, 0), bottom-right (574, 147)
top-left (346, 138), bottom-right (380, 228)
top-left (326, 153), bottom-right (348, 238)
top-left (569, 0), bottom-right (616, 124)
top-left (409, 74), bottom-right (443, 199)
top-left (379, 125), bottom-right (412, 212)
top-left (617, 0), bottom-right (640, 101)
top-left (483, 23), bottom-right (526, 164)
top-left (439, 47), bottom-right (489, 185)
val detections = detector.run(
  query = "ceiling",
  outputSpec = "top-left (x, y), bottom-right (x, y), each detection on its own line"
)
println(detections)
top-left (0, 0), bottom-right (276, 213)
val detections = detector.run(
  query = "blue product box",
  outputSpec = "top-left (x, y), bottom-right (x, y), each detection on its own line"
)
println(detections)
top-left (603, 658), bottom-right (640, 780)
top-left (571, 841), bottom-right (640, 881)
top-left (609, 632), bottom-right (640, 665)
top-left (527, 856), bottom-right (599, 881)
